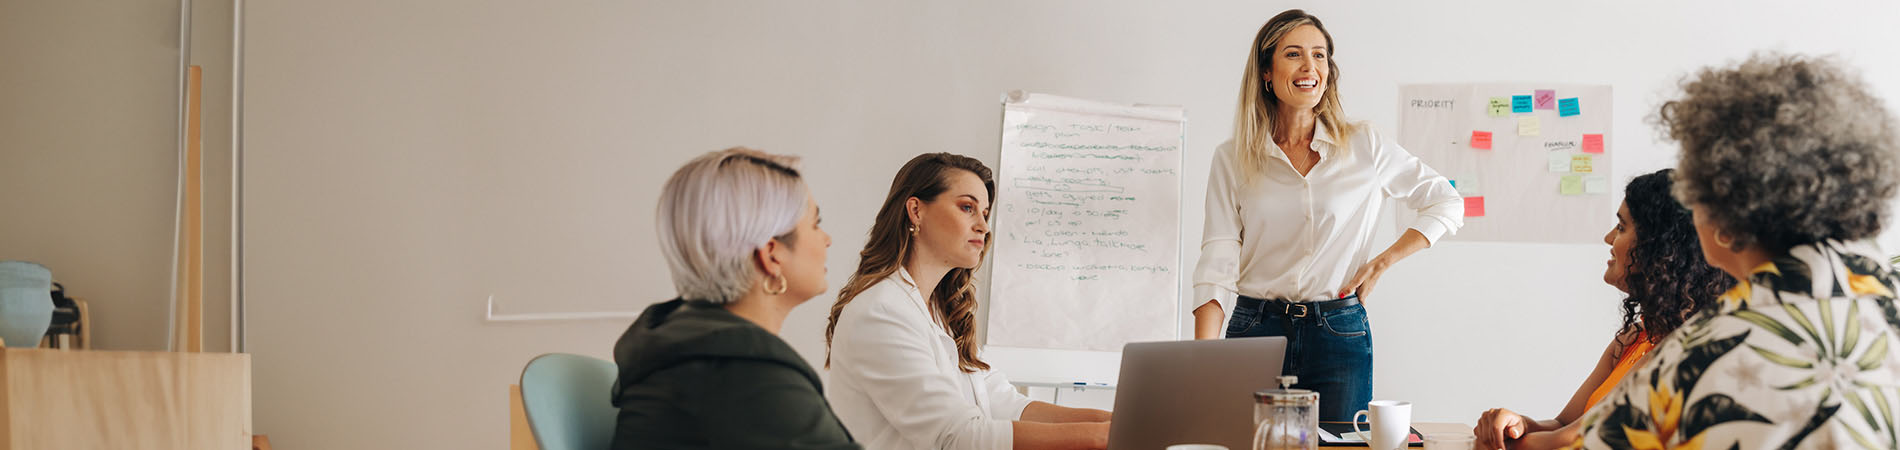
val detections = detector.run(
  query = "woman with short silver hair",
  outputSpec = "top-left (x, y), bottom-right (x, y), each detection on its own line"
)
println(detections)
top-left (1566, 53), bottom-right (1900, 449)
top-left (610, 148), bottom-right (858, 450)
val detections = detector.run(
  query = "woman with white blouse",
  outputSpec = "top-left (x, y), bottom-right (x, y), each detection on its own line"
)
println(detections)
top-left (1191, 9), bottom-right (1464, 421)
top-left (824, 153), bottom-right (1112, 450)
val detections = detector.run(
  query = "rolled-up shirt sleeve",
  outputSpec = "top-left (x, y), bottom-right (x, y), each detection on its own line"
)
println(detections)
top-left (1192, 144), bottom-right (1244, 328)
top-left (1370, 130), bottom-right (1463, 246)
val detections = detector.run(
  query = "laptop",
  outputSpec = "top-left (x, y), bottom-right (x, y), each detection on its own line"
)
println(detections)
top-left (1106, 337), bottom-right (1288, 450)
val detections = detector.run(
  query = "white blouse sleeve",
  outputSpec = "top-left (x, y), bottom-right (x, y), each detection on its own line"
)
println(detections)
top-left (1369, 130), bottom-right (1464, 245)
top-left (831, 297), bottom-right (1014, 450)
top-left (981, 369), bottom-right (1033, 420)
top-left (1191, 143), bottom-right (1244, 324)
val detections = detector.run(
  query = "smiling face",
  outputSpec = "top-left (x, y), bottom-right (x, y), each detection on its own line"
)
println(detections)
top-left (1603, 201), bottom-right (1637, 292)
top-left (1263, 24), bottom-right (1330, 112)
top-left (908, 170), bottom-right (991, 270)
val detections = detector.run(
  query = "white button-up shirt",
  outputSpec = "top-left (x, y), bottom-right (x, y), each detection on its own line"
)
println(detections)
top-left (1191, 124), bottom-right (1463, 325)
top-left (827, 268), bottom-right (1034, 450)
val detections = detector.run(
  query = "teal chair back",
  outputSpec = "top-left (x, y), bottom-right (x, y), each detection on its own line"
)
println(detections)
top-left (521, 353), bottom-right (619, 450)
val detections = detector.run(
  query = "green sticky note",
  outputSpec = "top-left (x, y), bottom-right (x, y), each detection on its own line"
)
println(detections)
top-left (1488, 97), bottom-right (1510, 118)
top-left (1560, 175), bottom-right (1584, 195)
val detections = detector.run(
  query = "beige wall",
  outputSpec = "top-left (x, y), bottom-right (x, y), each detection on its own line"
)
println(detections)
top-left (242, 1), bottom-right (1900, 449)
top-left (0, 0), bottom-right (235, 352)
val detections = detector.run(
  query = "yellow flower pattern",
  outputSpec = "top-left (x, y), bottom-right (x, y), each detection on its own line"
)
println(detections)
top-left (1573, 241), bottom-right (1900, 449)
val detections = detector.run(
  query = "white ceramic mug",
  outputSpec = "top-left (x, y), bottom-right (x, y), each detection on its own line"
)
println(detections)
top-left (1164, 445), bottom-right (1227, 450)
top-left (1352, 400), bottom-right (1412, 450)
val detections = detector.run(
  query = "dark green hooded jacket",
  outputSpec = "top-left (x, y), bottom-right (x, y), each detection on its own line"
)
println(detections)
top-left (610, 298), bottom-right (858, 450)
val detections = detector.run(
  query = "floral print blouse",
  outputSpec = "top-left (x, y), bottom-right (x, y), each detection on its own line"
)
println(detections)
top-left (1574, 240), bottom-right (1900, 449)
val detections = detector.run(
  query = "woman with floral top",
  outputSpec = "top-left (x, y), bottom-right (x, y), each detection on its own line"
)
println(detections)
top-left (1565, 53), bottom-right (1900, 449)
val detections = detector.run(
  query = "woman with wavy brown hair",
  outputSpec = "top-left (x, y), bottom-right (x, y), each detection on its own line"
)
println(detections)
top-left (824, 152), bottom-right (1111, 450)
top-left (1471, 169), bottom-right (1732, 450)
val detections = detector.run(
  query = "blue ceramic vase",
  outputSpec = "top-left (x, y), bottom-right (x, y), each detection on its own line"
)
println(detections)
top-left (0, 261), bottom-right (54, 348)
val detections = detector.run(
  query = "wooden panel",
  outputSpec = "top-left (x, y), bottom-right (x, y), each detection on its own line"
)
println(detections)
top-left (510, 384), bottom-right (540, 450)
top-left (174, 65), bottom-right (206, 353)
top-left (0, 349), bottom-right (250, 450)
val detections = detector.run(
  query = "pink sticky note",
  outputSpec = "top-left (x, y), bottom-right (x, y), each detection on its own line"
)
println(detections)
top-left (1470, 131), bottom-right (1493, 150)
top-left (1534, 90), bottom-right (1557, 110)
top-left (1464, 196), bottom-right (1486, 217)
top-left (1582, 134), bottom-right (1605, 153)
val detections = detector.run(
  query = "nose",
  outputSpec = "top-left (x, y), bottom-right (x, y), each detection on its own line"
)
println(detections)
top-left (974, 217), bottom-right (989, 234)
top-left (1603, 227), bottom-right (1614, 246)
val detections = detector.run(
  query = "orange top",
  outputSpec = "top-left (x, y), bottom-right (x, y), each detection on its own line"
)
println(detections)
top-left (1586, 332), bottom-right (1653, 408)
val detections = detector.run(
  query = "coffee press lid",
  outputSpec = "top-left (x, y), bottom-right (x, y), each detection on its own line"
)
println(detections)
top-left (1253, 375), bottom-right (1318, 405)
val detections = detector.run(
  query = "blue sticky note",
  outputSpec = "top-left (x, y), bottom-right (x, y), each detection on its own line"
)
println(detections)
top-left (1512, 95), bottom-right (1533, 113)
top-left (1559, 98), bottom-right (1580, 117)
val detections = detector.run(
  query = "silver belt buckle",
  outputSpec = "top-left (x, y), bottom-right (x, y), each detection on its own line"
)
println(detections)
top-left (1285, 303), bottom-right (1309, 318)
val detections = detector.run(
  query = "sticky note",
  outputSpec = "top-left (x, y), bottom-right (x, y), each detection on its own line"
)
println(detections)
top-left (1584, 174), bottom-right (1610, 194)
top-left (1488, 97), bottom-right (1510, 117)
top-left (1470, 131), bottom-right (1493, 150)
top-left (1560, 175), bottom-right (1584, 195)
top-left (1548, 152), bottom-right (1571, 172)
top-left (1454, 176), bottom-right (1481, 196)
top-left (1571, 154), bottom-right (1594, 173)
top-left (1518, 116), bottom-right (1541, 136)
top-left (1559, 98), bottom-right (1581, 117)
top-left (1512, 95), bottom-right (1533, 113)
top-left (1582, 134), bottom-right (1605, 153)
top-left (1464, 196), bottom-right (1485, 217)
top-left (1534, 90), bottom-right (1557, 110)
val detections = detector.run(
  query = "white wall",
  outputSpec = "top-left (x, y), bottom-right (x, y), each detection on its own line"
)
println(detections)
top-left (242, 1), bottom-right (1900, 448)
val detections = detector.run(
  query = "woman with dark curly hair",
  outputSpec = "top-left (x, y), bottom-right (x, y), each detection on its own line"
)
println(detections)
top-left (1567, 53), bottom-right (1900, 449)
top-left (1472, 169), bottom-right (1732, 450)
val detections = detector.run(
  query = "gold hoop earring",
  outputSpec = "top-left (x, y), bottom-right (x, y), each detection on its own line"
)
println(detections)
top-left (765, 274), bottom-right (788, 295)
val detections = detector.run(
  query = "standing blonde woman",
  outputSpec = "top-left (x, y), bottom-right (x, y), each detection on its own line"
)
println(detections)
top-left (825, 153), bottom-right (1111, 450)
top-left (1192, 9), bottom-right (1464, 420)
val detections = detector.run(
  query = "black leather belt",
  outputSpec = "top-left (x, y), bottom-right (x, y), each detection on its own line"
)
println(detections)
top-left (1236, 295), bottom-right (1360, 318)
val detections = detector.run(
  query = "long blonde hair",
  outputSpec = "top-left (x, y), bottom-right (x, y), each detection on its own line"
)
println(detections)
top-left (1235, 9), bottom-right (1356, 180)
top-left (825, 153), bottom-right (995, 373)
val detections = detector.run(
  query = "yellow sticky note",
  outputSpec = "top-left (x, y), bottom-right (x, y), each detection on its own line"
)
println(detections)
top-left (1518, 116), bottom-right (1541, 136)
top-left (1560, 175), bottom-right (1584, 195)
top-left (1488, 97), bottom-right (1510, 118)
top-left (1571, 154), bottom-right (1594, 173)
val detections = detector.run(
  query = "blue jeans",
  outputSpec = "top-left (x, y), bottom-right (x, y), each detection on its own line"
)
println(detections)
top-left (1225, 296), bottom-right (1373, 422)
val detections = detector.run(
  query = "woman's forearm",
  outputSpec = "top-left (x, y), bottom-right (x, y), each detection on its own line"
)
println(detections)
top-left (1021, 401), bottom-right (1111, 423)
top-left (1193, 301), bottom-right (1224, 339)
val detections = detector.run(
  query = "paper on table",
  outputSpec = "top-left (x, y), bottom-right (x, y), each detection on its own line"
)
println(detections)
top-left (1519, 116), bottom-right (1541, 136)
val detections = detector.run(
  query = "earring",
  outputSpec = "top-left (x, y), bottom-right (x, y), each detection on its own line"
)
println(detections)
top-left (909, 226), bottom-right (917, 235)
top-left (765, 274), bottom-right (788, 295)
top-left (1715, 231), bottom-right (1737, 250)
